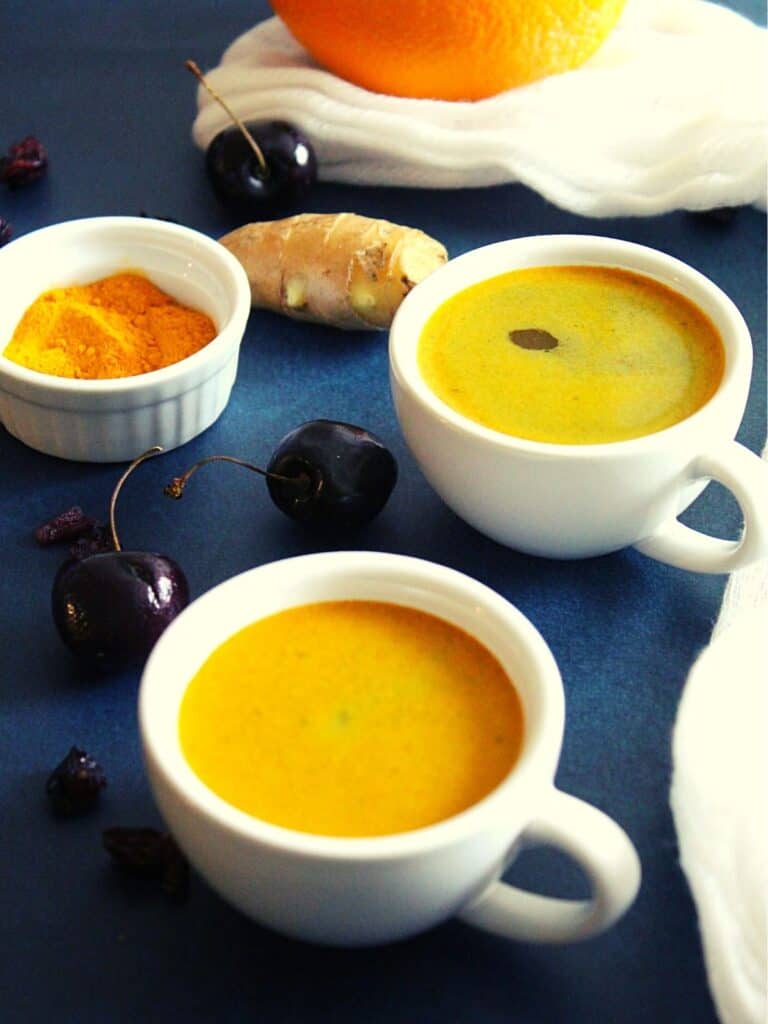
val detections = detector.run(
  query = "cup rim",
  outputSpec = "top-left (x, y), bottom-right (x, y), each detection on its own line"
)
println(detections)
top-left (389, 234), bottom-right (752, 458)
top-left (0, 215), bottom-right (251, 395)
top-left (139, 551), bottom-right (564, 862)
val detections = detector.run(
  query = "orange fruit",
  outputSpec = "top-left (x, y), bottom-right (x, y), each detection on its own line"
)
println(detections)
top-left (269, 0), bottom-right (627, 101)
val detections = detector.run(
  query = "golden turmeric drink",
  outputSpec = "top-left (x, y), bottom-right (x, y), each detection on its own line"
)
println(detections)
top-left (418, 265), bottom-right (725, 444)
top-left (179, 601), bottom-right (524, 838)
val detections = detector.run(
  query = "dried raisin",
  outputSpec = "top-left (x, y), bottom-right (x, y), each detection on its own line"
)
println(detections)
top-left (46, 746), bottom-right (107, 816)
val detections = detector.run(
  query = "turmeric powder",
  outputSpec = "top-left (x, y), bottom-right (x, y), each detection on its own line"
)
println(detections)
top-left (4, 272), bottom-right (217, 379)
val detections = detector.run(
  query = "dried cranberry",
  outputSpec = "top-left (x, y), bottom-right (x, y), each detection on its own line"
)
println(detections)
top-left (103, 827), bottom-right (189, 902)
top-left (0, 217), bottom-right (11, 247)
top-left (46, 746), bottom-right (107, 816)
top-left (35, 506), bottom-right (116, 558)
top-left (0, 135), bottom-right (48, 188)
top-left (35, 506), bottom-right (98, 546)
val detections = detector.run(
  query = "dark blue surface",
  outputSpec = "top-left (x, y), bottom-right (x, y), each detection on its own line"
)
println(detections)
top-left (1, 3), bottom-right (765, 1022)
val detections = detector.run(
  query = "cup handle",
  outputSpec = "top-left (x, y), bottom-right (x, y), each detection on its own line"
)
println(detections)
top-left (458, 788), bottom-right (641, 943)
top-left (633, 441), bottom-right (768, 573)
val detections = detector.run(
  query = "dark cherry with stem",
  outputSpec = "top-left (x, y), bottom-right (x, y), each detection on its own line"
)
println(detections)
top-left (52, 448), bottom-right (189, 673)
top-left (165, 419), bottom-right (398, 532)
top-left (186, 59), bottom-right (317, 217)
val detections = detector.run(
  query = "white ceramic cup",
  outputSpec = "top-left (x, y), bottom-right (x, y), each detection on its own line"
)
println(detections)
top-left (139, 551), bottom-right (641, 947)
top-left (389, 235), bottom-right (768, 570)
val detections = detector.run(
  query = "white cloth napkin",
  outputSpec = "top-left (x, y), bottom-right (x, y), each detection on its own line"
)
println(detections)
top-left (670, 456), bottom-right (768, 1024)
top-left (191, 0), bottom-right (767, 217)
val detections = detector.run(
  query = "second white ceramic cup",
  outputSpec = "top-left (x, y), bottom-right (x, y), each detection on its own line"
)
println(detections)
top-left (389, 235), bottom-right (768, 571)
top-left (139, 551), bottom-right (640, 947)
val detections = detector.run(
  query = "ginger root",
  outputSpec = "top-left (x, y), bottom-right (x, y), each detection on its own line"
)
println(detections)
top-left (219, 213), bottom-right (448, 330)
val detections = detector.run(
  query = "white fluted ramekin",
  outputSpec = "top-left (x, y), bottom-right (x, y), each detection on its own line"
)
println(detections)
top-left (0, 216), bottom-right (250, 462)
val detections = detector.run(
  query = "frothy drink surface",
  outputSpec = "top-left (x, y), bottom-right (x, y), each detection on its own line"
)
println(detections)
top-left (418, 265), bottom-right (725, 444)
top-left (180, 600), bottom-right (524, 837)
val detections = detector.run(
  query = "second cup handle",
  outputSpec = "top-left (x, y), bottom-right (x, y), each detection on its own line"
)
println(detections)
top-left (458, 788), bottom-right (641, 944)
top-left (633, 441), bottom-right (768, 574)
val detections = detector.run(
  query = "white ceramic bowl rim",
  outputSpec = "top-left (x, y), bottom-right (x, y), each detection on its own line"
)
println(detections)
top-left (0, 215), bottom-right (250, 394)
top-left (389, 234), bottom-right (753, 460)
top-left (139, 551), bottom-right (564, 862)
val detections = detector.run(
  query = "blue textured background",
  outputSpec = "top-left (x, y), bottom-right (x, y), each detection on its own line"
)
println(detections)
top-left (0, 2), bottom-right (765, 1021)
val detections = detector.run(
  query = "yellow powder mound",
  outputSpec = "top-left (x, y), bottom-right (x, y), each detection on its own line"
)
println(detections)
top-left (4, 272), bottom-right (217, 379)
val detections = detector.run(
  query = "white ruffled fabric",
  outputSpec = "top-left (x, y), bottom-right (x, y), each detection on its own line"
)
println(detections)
top-left (670, 453), bottom-right (768, 1024)
top-left (191, 0), bottom-right (767, 217)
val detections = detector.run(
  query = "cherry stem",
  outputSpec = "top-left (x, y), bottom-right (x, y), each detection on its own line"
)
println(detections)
top-left (164, 454), bottom-right (309, 500)
top-left (185, 59), bottom-right (269, 179)
top-left (109, 446), bottom-right (164, 552)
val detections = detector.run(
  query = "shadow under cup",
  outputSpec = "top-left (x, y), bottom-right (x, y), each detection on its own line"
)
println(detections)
top-left (139, 551), bottom-right (640, 947)
top-left (389, 235), bottom-right (768, 573)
